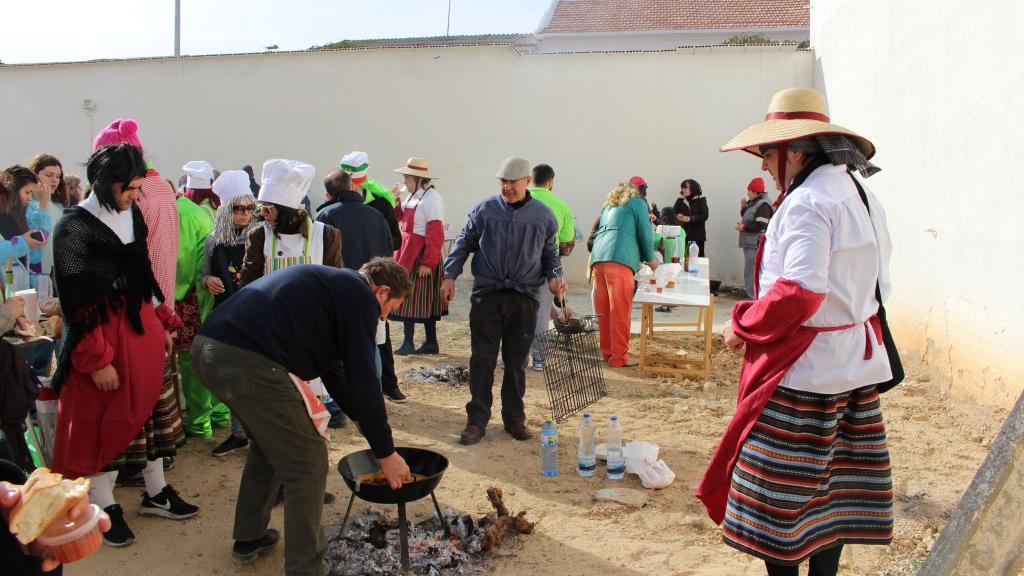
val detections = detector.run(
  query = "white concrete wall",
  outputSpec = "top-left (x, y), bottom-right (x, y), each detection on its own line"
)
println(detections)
top-left (0, 45), bottom-right (813, 286)
top-left (811, 0), bottom-right (1024, 407)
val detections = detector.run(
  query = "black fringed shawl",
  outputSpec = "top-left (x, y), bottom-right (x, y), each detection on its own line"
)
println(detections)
top-left (51, 204), bottom-right (164, 394)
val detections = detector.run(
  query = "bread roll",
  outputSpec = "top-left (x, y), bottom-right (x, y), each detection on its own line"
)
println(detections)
top-left (9, 468), bottom-right (90, 544)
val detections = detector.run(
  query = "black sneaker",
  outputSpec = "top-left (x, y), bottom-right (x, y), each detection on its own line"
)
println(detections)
top-left (163, 457), bottom-right (174, 471)
top-left (232, 528), bottom-right (280, 563)
top-left (212, 434), bottom-right (249, 457)
top-left (393, 342), bottom-right (416, 356)
top-left (414, 342), bottom-right (439, 355)
top-left (328, 412), bottom-right (347, 429)
top-left (102, 504), bottom-right (135, 547)
top-left (116, 469), bottom-right (145, 488)
top-left (383, 387), bottom-right (408, 403)
top-left (138, 484), bottom-right (199, 520)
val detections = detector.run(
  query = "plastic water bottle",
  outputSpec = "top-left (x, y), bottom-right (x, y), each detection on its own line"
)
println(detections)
top-left (606, 416), bottom-right (625, 479)
top-left (577, 413), bottom-right (596, 477)
top-left (687, 241), bottom-right (700, 273)
top-left (540, 417), bottom-right (559, 476)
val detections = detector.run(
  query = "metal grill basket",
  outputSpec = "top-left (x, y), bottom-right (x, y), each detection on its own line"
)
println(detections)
top-left (536, 314), bottom-right (606, 423)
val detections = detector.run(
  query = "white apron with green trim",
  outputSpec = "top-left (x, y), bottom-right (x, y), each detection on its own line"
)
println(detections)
top-left (262, 219), bottom-right (330, 438)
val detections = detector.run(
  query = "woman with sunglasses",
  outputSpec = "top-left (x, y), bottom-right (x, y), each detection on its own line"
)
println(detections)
top-left (200, 171), bottom-right (259, 456)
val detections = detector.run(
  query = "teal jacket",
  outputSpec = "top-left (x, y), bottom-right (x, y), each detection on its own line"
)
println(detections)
top-left (591, 197), bottom-right (656, 272)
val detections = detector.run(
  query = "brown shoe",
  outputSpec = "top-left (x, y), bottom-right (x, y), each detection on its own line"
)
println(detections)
top-left (503, 421), bottom-right (533, 441)
top-left (459, 424), bottom-right (486, 445)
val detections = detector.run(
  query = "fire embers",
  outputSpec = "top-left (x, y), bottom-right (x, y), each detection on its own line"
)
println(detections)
top-left (327, 507), bottom-right (486, 575)
top-left (400, 366), bottom-right (470, 386)
top-left (327, 488), bottom-right (534, 575)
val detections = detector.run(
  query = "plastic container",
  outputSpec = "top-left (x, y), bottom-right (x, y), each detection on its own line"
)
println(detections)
top-left (688, 241), bottom-right (699, 273)
top-left (577, 413), bottom-right (596, 477)
top-left (607, 416), bottom-right (625, 479)
top-left (540, 417), bottom-right (559, 477)
top-left (36, 503), bottom-right (103, 564)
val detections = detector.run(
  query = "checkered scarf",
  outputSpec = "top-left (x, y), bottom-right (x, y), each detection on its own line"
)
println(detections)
top-left (815, 134), bottom-right (880, 177)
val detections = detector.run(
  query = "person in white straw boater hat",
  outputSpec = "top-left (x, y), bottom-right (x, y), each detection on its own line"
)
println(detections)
top-left (388, 157), bottom-right (448, 357)
top-left (238, 159), bottom-right (342, 287)
top-left (696, 87), bottom-right (895, 576)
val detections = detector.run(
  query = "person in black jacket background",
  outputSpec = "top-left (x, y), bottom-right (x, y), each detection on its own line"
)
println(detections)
top-left (674, 179), bottom-right (708, 256)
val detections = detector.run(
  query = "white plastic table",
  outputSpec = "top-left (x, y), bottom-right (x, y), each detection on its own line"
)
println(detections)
top-left (633, 257), bottom-right (714, 378)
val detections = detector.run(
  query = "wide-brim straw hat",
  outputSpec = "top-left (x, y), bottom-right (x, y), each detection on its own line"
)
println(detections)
top-left (721, 87), bottom-right (875, 160)
top-left (393, 157), bottom-right (439, 179)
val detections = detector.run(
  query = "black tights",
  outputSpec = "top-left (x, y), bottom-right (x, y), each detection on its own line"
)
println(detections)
top-left (765, 545), bottom-right (843, 576)
top-left (402, 320), bottom-right (437, 346)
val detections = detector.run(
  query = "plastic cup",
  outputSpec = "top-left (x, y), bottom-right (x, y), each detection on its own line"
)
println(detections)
top-left (36, 503), bottom-right (103, 564)
top-left (15, 289), bottom-right (39, 323)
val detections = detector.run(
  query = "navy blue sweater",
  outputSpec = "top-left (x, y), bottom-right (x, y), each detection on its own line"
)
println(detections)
top-left (199, 265), bottom-right (393, 457)
top-left (315, 191), bottom-right (393, 270)
top-left (443, 193), bottom-right (560, 301)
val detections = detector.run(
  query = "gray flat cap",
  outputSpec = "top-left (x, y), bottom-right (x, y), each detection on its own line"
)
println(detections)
top-left (495, 157), bottom-right (530, 180)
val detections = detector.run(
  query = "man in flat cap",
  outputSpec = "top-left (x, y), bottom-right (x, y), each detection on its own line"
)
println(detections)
top-left (441, 157), bottom-right (564, 445)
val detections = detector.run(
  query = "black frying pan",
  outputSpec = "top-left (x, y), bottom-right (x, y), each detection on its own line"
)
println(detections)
top-left (337, 447), bottom-right (448, 505)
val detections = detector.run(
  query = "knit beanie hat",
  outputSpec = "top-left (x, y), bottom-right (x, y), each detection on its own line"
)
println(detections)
top-left (93, 118), bottom-right (143, 152)
top-left (747, 177), bottom-right (765, 193)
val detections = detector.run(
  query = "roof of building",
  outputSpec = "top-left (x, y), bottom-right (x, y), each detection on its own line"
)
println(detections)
top-left (538, 0), bottom-right (809, 34)
top-left (311, 34), bottom-right (536, 50)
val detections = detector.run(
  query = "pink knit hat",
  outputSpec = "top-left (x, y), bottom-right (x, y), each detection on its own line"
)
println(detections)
top-left (92, 118), bottom-right (143, 152)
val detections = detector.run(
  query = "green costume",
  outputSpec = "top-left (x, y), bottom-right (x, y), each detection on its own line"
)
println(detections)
top-left (529, 187), bottom-right (575, 244)
top-left (361, 178), bottom-right (397, 207)
top-left (175, 196), bottom-right (225, 437)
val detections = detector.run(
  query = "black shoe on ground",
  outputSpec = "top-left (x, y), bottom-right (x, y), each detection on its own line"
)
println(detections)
top-left (163, 457), bottom-right (174, 471)
top-left (212, 434), bottom-right (249, 457)
top-left (394, 342), bottom-right (416, 356)
top-left (328, 412), bottom-right (347, 429)
top-left (116, 469), bottom-right (145, 488)
top-left (138, 484), bottom-right (199, 520)
top-left (232, 528), bottom-right (280, 563)
top-left (414, 342), bottom-right (439, 355)
top-left (383, 387), bottom-right (408, 403)
top-left (102, 504), bottom-right (135, 547)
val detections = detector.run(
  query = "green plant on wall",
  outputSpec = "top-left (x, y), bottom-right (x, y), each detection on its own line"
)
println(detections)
top-left (723, 33), bottom-right (774, 45)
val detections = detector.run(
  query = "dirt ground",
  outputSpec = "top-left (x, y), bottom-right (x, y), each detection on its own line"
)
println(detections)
top-left (71, 285), bottom-right (1010, 576)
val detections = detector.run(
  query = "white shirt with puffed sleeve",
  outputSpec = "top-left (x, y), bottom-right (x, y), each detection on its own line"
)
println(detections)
top-left (758, 163), bottom-right (894, 395)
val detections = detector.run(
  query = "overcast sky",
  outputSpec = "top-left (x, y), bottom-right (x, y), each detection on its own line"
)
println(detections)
top-left (0, 0), bottom-right (554, 64)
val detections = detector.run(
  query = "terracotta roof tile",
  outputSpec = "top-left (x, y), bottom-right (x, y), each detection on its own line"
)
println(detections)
top-left (540, 0), bottom-right (809, 33)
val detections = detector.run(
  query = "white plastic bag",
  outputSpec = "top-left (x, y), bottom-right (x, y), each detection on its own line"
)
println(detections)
top-left (633, 264), bottom-right (653, 283)
top-left (637, 459), bottom-right (676, 489)
top-left (624, 440), bottom-right (660, 474)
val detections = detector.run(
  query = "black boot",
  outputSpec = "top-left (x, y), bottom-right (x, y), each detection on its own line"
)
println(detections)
top-left (415, 321), bottom-right (439, 354)
top-left (394, 321), bottom-right (416, 355)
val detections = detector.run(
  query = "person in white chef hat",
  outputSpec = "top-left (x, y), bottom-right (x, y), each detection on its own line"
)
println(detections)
top-left (182, 160), bottom-right (218, 217)
top-left (237, 159), bottom-right (343, 288)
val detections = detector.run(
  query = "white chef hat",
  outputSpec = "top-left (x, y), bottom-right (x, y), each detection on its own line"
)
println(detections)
top-left (212, 170), bottom-right (251, 205)
top-left (258, 159), bottom-right (315, 210)
top-left (182, 160), bottom-right (214, 189)
top-left (340, 151), bottom-right (370, 184)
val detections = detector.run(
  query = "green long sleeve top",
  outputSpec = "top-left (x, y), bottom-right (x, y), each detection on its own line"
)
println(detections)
top-left (176, 197), bottom-right (215, 319)
top-left (528, 187), bottom-right (575, 244)
top-left (590, 197), bottom-right (656, 272)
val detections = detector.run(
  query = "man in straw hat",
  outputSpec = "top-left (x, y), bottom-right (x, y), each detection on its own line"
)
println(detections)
top-left (695, 87), bottom-right (895, 576)
top-left (441, 157), bottom-right (565, 445)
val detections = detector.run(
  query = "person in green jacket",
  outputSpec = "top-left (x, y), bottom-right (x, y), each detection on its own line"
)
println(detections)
top-left (527, 164), bottom-right (575, 370)
top-left (174, 193), bottom-right (223, 438)
top-left (591, 182), bottom-right (659, 367)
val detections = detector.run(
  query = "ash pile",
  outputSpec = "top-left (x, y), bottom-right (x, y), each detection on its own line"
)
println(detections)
top-left (401, 365), bottom-right (469, 386)
top-left (326, 488), bottom-right (533, 576)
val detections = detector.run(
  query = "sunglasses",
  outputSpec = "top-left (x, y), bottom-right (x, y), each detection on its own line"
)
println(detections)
top-left (232, 204), bottom-right (256, 214)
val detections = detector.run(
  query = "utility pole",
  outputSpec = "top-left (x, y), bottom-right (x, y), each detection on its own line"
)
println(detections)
top-left (446, 0), bottom-right (452, 36)
top-left (174, 0), bottom-right (181, 56)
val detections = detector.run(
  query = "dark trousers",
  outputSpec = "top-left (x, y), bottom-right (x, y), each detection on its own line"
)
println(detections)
top-left (466, 289), bottom-right (539, 428)
top-left (191, 336), bottom-right (327, 576)
top-left (765, 544), bottom-right (844, 576)
top-left (379, 322), bottom-right (399, 394)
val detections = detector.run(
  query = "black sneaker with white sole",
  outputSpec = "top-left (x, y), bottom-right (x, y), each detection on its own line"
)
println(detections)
top-left (138, 484), bottom-right (199, 519)
top-left (383, 387), bottom-right (407, 403)
top-left (232, 528), bottom-right (280, 563)
top-left (102, 504), bottom-right (135, 547)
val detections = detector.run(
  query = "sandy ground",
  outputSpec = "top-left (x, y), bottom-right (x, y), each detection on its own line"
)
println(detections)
top-left (70, 282), bottom-right (1010, 576)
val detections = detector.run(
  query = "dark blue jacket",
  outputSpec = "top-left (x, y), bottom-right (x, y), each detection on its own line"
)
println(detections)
top-left (443, 192), bottom-right (560, 301)
top-left (315, 191), bottom-right (393, 270)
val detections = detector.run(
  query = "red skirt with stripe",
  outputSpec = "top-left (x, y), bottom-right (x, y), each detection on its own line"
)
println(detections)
top-left (390, 255), bottom-right (448, 322)
top-left (722, 384), bottom-right (893, 565)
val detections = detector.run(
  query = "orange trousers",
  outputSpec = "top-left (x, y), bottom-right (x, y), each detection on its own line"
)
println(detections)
top-left (593, 262), bottom-right (635, 367)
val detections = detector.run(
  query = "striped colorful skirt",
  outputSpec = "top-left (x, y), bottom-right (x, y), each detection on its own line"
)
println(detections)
top-left (391, 257), bottom-right (448, 322)
top-left (723, 384), bottom-right (893, 565)
top-left (101, 363), bottom-right (186, 471)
